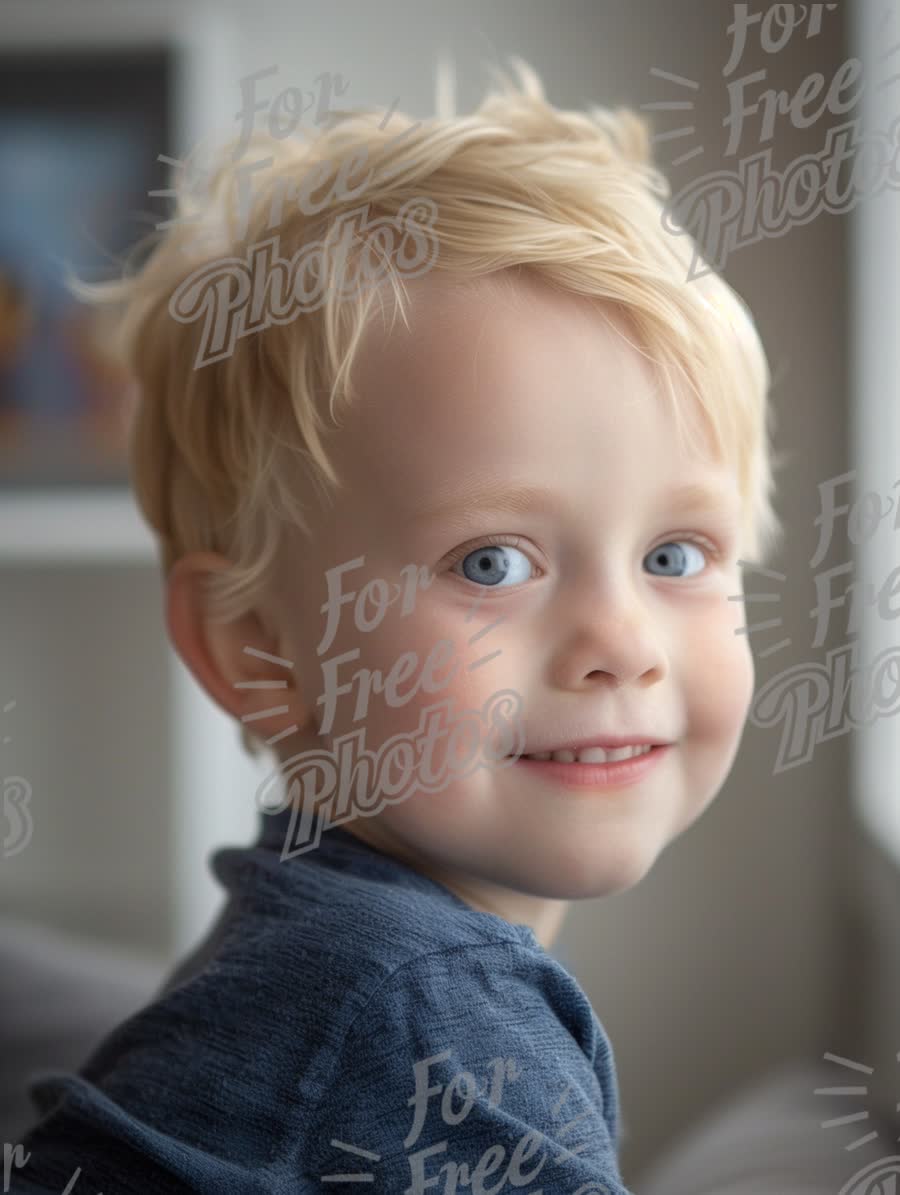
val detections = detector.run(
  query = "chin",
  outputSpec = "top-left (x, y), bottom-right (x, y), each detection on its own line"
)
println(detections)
top-left (608, 841), bottom-right (670, 892)
top-left (522, 847), bottom-right (663, 901)
top-left (593, 863), bottom-right (657, 897)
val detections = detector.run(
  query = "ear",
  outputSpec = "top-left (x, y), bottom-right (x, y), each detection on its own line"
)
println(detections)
top-left (165, 551), bottom-right (311, 745)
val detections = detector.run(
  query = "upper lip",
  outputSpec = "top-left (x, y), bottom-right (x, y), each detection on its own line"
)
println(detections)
top-left (510, 735), bottom-right (670, 755)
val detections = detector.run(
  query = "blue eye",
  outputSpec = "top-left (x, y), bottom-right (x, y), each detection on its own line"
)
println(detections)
top-left (644, 540), bottom-right (708, 577)
top-left (456, 544), bottom-right (533, 587)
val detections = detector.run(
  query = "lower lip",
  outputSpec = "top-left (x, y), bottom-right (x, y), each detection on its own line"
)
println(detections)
top-left (508, 745), bottom-right (671, 789)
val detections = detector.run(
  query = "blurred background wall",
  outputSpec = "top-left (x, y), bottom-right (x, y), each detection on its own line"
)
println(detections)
top-left (3, 0), bottom-right (897, 1184)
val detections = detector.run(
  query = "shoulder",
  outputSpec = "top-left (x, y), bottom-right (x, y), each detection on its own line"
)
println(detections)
top-left (202, 819), bottom-right (612, 1057)
top-left (197, 824), bottom-right (617, 1105)
top-left (303, 939), bottom-right (626, 1192)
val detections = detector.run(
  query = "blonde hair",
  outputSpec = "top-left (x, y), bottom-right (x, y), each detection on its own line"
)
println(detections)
top-left (73, 57), bottom-right (786, 761)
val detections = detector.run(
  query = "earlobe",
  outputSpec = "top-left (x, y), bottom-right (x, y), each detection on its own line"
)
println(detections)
top-left (165, 552), bottom-right (307, 739)
top-left (165, 552), bottom-right (245, 719)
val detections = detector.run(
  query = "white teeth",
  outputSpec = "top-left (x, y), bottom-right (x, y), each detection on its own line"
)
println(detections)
top-left (577, 747), bottom-right (616, 763)
top-left (606, 746), bottom-right (647, 763)
top-left (525, 744), bottom-right (654, 763)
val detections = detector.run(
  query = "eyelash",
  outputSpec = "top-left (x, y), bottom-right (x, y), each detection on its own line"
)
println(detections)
top-left (443, 532), bottom-right (724, 581)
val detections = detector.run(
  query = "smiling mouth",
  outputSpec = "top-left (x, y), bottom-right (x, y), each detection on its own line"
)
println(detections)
top-left (507, 744), bottom-right (661, 764)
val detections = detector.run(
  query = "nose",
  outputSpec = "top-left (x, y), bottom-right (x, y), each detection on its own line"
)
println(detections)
top-left (549, 576), bottom-right (668, 690)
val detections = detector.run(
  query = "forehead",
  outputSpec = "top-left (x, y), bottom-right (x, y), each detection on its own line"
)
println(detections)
top-left (334, 270), bottom-right (729, 512)
top-left (355, 268), bottom-right (645, 399)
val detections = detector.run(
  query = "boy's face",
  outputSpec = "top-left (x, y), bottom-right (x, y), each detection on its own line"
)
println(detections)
top-left (272, 270), bottom-right (755, 921)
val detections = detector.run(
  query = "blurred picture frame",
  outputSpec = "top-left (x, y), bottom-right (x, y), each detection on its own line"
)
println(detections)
top-left (0, 0), bottom-right (238, 490)
top-left (0, 48), bottom-right (172, 486)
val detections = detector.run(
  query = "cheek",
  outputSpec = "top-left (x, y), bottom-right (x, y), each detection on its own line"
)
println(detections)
top-left (687, 617), bottom-right (756, 744)
top-left (310, 607), bottom-right (510, 747)
top-left (375, 615), bottom-right (517, 734)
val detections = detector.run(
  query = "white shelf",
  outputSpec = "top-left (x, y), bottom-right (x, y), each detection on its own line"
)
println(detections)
top-left (0, 0), bottom-right (246, 964)
top-left (0, 490), bottom-right (157, 564)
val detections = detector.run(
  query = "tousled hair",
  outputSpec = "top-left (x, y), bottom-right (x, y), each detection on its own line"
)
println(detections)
top-left (73, 57), bottom-right (786, 761)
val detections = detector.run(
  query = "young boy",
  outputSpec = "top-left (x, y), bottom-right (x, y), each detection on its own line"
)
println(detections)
top-left (12, 59), bottom-right (782, 1193)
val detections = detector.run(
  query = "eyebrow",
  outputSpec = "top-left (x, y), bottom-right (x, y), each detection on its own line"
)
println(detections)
top-left (406, 479), bottom-right (740, 528)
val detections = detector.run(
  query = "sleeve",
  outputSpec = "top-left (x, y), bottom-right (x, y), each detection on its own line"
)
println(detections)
top-left (6, 974), bottom-right (293, 1195)
top-left (302, 941), bottom-right (633, 1194)
top-left (8, 1068), bottom-right (276, 1195)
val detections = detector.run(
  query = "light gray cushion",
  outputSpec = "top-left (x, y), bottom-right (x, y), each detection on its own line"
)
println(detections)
top-left (0, 918), bottom-right (163, 1144)
top-left (637, 1061), bottom-right (898, 1194)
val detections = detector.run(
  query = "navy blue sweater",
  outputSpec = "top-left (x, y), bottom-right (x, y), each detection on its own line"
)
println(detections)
top-left (11, 809), bottom-right (630, 1193)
